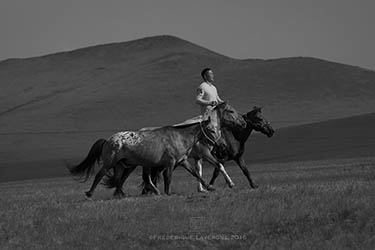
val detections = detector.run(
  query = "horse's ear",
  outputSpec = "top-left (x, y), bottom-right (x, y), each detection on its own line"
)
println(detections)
top-left (253, 106), bottom-right (262, 112)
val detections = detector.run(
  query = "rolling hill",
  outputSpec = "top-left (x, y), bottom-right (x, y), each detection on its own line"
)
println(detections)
top-left (244, 113), bottom-right (375, 164)
top-left (0, 35), bottom-right (374, 182)
top-left (1, 35), bottom-right (374, 132)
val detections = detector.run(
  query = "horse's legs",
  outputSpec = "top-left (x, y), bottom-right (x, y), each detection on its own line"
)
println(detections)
top-left (217, 162), bottom-right (234, 188)
top-left (201, 148), bottom-right (234, 188)
top-left (235, 157), bottom-right (258, 189)
top-left (178, 159), bottom-right (213, 191)
top-left (148, 174), bottom-right (160, 195)
top-left (141, 167), bottom-right (161, 195)
top-left (141, 167), bottom-right (150, 195)
top-left (163, 165), bottom-right (173, 195)
top-left (142, 167), bottom-right (160, 195)
top-left (85, 164), bottom-right (111, 198)
top-left (113, 164), bottom-right (126, 198)
top-left (195, 159), bottom-right (207, 193)
top-left (151, 167), bottom-right (161, 188)
top-left (208, 167), bottom-right (221, 187)
top-left (114, 163), bottom-right (137, 198)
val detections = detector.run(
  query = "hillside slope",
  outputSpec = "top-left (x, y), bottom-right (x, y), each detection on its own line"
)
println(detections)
top-left (244, 113), bottom-right (375, 163)
top-left (0, 35), bottom-right (374, 133)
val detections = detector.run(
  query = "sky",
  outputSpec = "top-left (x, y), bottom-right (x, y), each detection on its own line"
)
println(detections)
top-left (1, 0), bottom-right (374, 69)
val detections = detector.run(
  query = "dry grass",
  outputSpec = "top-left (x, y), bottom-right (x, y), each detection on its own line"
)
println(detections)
top-left (1, 157), bottom-right (375, 249)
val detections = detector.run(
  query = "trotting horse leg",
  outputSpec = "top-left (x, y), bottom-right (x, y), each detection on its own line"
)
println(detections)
top-left (148, 174), bottom-right (160, 195)
top-left (142, 167), bottom-right (161, 195)
top-left (151, 167), bottom-right (162, 188)
top-left (114, 163), bottom-right (137, 198)
top-left (201, 148), bottom-right (234, 188)
top-left (163, 165), bottom-right (173, 195)
top-left (178, 159), bottom-right (214, 191)
top-left (113, 164), bottom-right (126, 198)
top-left (195, 159), bottom-right (208, 193)
top-left (235, 157), bottom-right (258, 189)
top-left (142, 167), bottom-right (160, 195)
top-left (85, 164), bottom-right (111, 198)
top-left (209, 167), bottom-right (221, 187)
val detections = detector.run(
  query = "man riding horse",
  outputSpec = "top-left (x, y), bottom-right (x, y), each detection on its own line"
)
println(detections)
top-left (69, 68), bottom-right (272, 198)
top-left (103, 68), bottom-right (275, 196)
top-left (195, 67), bottom-right (225, 192)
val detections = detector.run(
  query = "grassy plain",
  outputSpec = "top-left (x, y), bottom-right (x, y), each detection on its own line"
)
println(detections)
top-left (1, 157), bottom-right (375, 250)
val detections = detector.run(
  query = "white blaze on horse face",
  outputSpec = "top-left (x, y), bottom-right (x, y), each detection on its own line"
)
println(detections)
top-left (112, 131), bottom-right (143, 148)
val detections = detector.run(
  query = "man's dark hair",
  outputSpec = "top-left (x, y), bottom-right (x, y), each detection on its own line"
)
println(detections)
top-left (201, 68), bottom-right (212, 80)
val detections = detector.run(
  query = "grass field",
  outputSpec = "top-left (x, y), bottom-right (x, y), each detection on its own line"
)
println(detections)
top-left (1, 157), bottom-right (375, 250)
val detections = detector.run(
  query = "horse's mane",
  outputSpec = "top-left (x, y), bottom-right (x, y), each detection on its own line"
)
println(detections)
top-left (140, 120), bottom-right (209, 132)
top-left (242, 107), bottom-right (263, 126)
top-left (170, 121), bottom-right (203, 129)
top-left (147, 103), bottom-right (232, 131)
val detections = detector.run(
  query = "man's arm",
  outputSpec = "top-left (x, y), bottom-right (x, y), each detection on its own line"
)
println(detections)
top-left (215, 85), bottom-right (224, 103)
top-left (196, 87), bottom-right (216, 106)
top-left (217, 95), bottom-right (224, 103)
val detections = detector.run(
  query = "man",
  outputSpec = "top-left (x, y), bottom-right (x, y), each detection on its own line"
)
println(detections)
top-left (195, 68), bottom-right (224, 192)
top-left (173, 68), bottom-right (224, 126)
top-left (196, 68), bottom-right (224, 116)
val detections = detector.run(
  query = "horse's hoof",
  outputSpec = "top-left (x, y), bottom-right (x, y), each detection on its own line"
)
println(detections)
top-left (198, 188), bottom-right (208, 193)
top-left (141, 190), bottom-right (151, 196)
top-left (85, 191), bottom-right (92, 198)
top-left (206, 185), bottom-right (215, 191)
top-left (154, 190), bottom-right (161, 195)
top-left (228, 182), bottom-right (235, 189)
top-left (114, 193), bottom-right (125, 199)
top-left (251, 184), bottom-right (259, 189)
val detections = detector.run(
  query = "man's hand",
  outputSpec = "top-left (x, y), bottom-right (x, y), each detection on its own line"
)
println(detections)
top-left (210, 101), bottom-right (218, 106)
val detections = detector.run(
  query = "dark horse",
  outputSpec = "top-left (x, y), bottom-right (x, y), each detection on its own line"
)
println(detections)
top-left (68, 103), bottom-right (246, 197)
top-left (202, 106), bottom-right (274, 189)
top-left (104, 106), bottom-right (274, 195)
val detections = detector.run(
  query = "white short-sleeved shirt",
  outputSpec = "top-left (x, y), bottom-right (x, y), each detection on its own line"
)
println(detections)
top-left (197, 82), bottom-right (221, 115)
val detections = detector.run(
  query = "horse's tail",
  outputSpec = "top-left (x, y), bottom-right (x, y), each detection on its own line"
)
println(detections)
top-left (68, 138), bottom-right (107, 182)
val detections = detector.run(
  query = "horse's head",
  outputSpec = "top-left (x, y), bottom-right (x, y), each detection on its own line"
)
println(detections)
top-left (245, 106), bottom-right (275, 137)
top-left (214, 102), bottom-right (247, 129)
